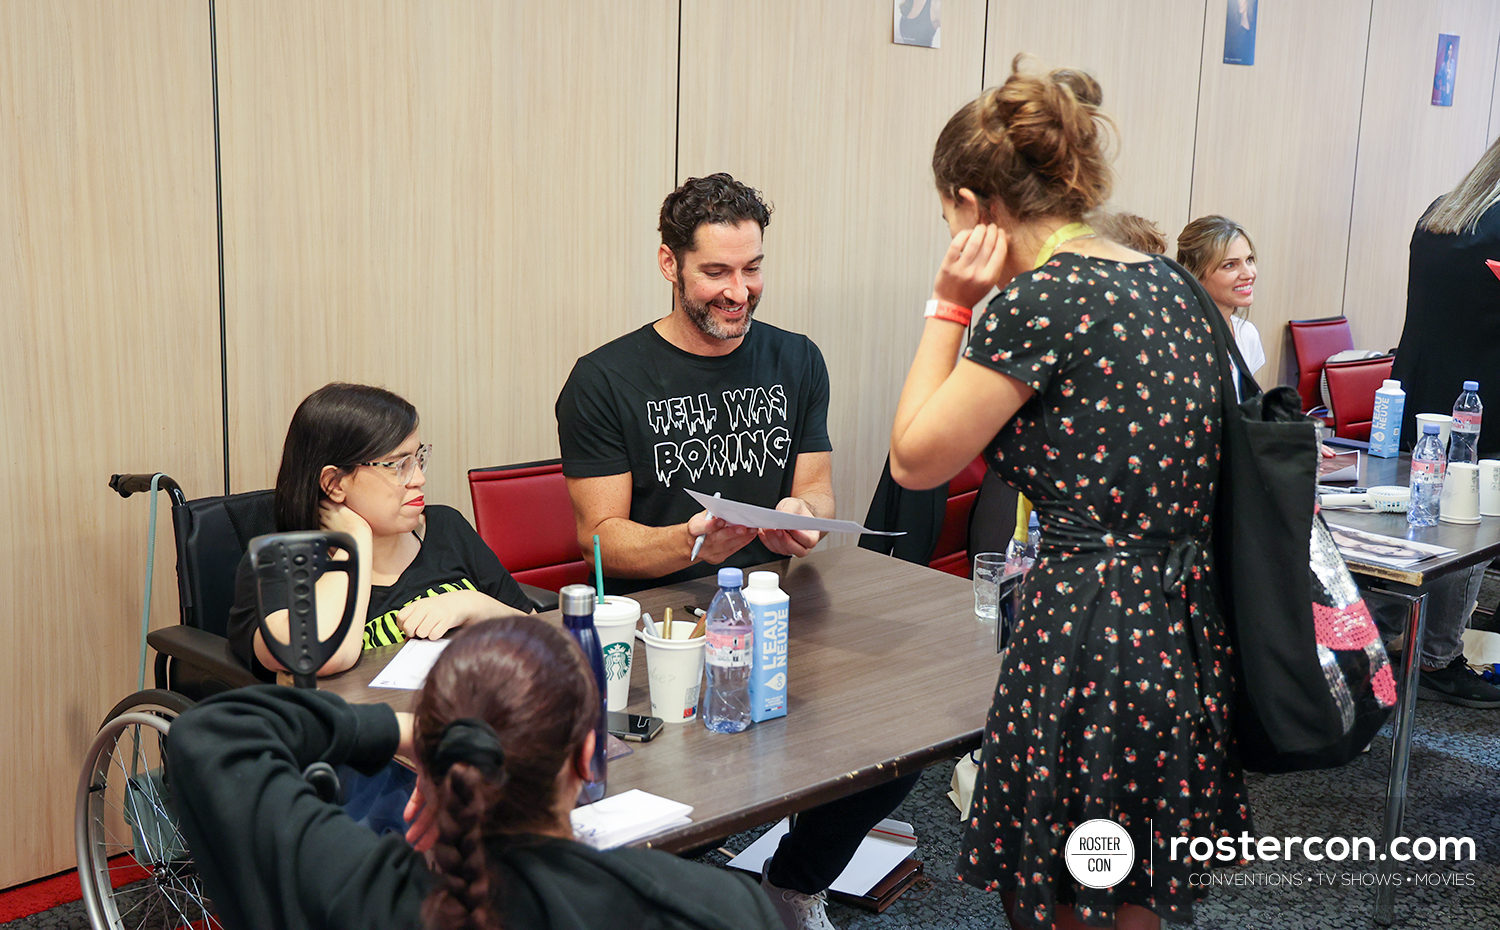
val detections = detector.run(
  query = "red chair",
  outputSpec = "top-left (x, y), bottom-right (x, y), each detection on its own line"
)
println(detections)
top-left (929, 457), bottom-right (989, 577)
top-left (1288, 317), bottom-right (1354, 413)
top-left (468, 459), bottom-right (590, 598)
top-left (1324, 355), bottom-right (1395, 441)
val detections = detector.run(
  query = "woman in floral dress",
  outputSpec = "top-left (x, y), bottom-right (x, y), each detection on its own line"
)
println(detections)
top-left (889, 58), bottom-right (1252, 930)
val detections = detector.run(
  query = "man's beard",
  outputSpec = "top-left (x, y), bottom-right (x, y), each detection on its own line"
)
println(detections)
top-left (678, 274), bottom-right (758, 341)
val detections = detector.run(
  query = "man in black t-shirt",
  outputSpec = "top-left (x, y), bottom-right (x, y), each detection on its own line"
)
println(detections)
top-left (556, 173), bottom-right (834, 593)
top-left (557, 175), bottom-right (917, 930)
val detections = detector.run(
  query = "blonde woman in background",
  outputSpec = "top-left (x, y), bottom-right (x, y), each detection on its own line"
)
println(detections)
top-left (1176, 215), bottom-right (1264, 382)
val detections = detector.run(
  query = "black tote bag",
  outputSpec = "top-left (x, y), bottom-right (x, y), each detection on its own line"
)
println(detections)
top-left (1162, 257), bottom-right (1395, 772)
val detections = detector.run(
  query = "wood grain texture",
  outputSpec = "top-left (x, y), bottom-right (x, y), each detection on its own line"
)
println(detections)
top-left (217, 0), bottom-right (678, 510)
top-left (984, 0), bottom-right (1208, 244)
top-left (1342, 1), bottom-right (1500, 358)
top-left (321, 547), bottom-right (1001, 850)
top-left (0, 1), bottom-right (220, 886)
top-left (1189, 0), bottom-right (1373, 387)
top-left (676, 0), bottom-right (988, 545)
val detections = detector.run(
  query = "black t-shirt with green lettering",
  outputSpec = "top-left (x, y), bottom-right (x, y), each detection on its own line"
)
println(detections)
top-left (227, 504), bottom-right (531, 680)
top-left (555, 321), bottom-right (832, 593)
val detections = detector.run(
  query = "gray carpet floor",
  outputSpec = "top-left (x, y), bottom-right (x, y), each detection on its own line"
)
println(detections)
top-left (696, 698), bottom-right (1500, 929)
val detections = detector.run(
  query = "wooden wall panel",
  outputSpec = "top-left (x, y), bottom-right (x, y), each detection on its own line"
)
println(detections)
top-left (0, 1), bottom-right (220, 886)
top-left (1343, 1), bottom-right (1500, 357)
top-left (1190, 0), bottom-right (1373, 386)
top-left (677, 0), bottom-right (988, 542)
top-left (984, 1), bottom-right (1208, 242)
top-left (218, 1), bottom-right (678, 511)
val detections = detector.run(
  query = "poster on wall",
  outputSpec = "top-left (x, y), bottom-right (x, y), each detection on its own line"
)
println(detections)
top-left (1223, 0), bottom-right (1258, 66)
top-left (1432, 34), bottom-right (1460, 107)
top-left (893, 0), bottom-right (940, 49)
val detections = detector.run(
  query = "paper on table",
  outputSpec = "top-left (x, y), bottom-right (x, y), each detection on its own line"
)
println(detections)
top-left (1318, 450), bottom-right (1360, 482)
top-left (570, 789), bottom-right (693, 849)
top-left (685, 489), bottom-right (903, 536)
top-left (727, 817), bottom-right (916, 896)
top-left (369, 639), bottom-right (451, 689)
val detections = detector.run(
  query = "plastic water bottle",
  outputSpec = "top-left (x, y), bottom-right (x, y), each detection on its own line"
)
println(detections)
top-left (745, 571), bottom-right (789, 723)
top-left (1450, 381), bottom-right (1483, 464)
top-left (1408, 424), bottom-right (1447, 528)
top-left (701, 567), bottom-right (752, 733)
top-left (560, 584), bottom-right (608, 802)
top-left (1005, 512), bottom-right (1040, 574)
top-left (1369, 379), bottom-right (1404, 458)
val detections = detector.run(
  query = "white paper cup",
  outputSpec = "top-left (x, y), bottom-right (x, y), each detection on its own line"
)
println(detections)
top-left (973, 552), bottom-right (1004, 621)
top-left (1479, 460), bottom-right (1500, 517)
top-left (1416, 413), bottom-right (1454, 452)
top-left (592, 596), bottom-right (640, 712)
top-left (1439, 462), bottom-right (1481, 525)
top-left (642, 629), bottom-right (705, 723)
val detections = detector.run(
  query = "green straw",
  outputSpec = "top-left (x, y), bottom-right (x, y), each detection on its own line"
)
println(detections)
top-left (593, 534), bottom-right (605, 604)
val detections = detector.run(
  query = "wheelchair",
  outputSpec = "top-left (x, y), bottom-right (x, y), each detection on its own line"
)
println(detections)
top-left (75, 474), bottom-right (276, 930)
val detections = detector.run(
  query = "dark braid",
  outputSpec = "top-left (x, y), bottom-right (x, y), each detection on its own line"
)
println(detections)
top-left (422, 764), bottom-right (503, 930)
top-left (414, 617), bottom-right (598, 930)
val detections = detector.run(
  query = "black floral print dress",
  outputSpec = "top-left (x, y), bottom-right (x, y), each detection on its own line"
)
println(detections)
top-left (955, 256), bottom-right (1253, 928)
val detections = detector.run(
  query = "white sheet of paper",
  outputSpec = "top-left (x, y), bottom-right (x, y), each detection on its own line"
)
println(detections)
top-left (368, 639), bottom-right (451, 690)
top-left (685, 489), bottom-right (903, 536)
top-left (570, 789), bottom-right (694, 849)
top-left (726, 817), bottom-right (916, 896)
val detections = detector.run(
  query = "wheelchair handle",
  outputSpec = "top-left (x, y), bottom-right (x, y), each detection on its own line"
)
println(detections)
top-left (247, 532), bottom-right (361, 690)
top-left (109, 473), bottom-right (186, 507)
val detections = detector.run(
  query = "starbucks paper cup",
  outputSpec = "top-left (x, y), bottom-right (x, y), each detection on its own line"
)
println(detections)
top-left (592, 596), bottom-right (640, 712)
top-left (642, 629), bottom-right (705, 723)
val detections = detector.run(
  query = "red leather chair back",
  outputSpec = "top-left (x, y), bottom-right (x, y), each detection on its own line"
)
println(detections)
top-left (468, 460), bottom-right (589, 593)
top-left (1324, 355), bottom-right (1395, 442)
top-left (929, 456), bottom-right (989, 577)
top-left (1288, 317), bottom-right (1354, 412)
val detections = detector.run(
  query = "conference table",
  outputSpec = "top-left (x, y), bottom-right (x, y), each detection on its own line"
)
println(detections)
top-left (320, 545), bottom-right (1004, 853)
top-left (1319, 447), bottom-right (1500, 925)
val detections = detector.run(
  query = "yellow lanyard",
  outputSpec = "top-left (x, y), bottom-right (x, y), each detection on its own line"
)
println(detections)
top-left (1033, 222), bottom-right (1096, 268)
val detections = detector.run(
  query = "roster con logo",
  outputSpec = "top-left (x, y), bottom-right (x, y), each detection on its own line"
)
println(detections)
top-left (1064, 820), bottom-right (1135, 888)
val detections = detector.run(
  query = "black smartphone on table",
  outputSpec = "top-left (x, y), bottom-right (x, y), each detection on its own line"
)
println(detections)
top-left (607, 711), bottom-right (664, 742)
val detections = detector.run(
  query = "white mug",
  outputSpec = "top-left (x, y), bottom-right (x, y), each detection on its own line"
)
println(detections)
top-left (1439, 462), bottom-right (1481, 525)
top-left (1478, 459), bottom-right (1500, 517)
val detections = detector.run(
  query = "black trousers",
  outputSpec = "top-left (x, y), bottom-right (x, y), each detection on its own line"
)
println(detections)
top-left (766, 770), bottom-right (923, 894)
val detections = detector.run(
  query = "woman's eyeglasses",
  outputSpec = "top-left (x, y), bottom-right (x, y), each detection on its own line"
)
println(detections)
top-left (360, 443), bottom-right (431, 484)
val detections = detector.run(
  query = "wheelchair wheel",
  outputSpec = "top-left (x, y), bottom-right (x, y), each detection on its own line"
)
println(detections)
top-left (75, 689), bottom-right (222, 930)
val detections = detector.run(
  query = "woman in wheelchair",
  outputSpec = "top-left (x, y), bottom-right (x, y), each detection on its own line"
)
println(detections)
top-left (168, 616), bottom-right (779, 930)
top-left (227, 381), bottom-right (535, 682)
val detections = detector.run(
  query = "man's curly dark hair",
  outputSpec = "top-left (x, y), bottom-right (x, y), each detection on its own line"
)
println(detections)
top-left (658, 173), bottom-right (773, 259)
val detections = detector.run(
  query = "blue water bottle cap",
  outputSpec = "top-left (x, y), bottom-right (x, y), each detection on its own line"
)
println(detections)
top-left (1423, 424), bottom-right (1440, 435)
top-left (717, 567), bottom-right (743, 587)
top-left (1464, 380), bottom-right (1480, 391)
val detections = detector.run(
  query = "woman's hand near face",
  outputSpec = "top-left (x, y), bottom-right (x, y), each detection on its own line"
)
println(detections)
top-left (933, 223), bottom-right (1008, 309)
top-left (396, 589), bottom-right (529, 641)
top-left (318, 500), bottom-right (374, 546)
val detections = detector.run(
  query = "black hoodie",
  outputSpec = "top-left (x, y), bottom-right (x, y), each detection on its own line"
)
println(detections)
top-left (167, 686), bottom-right (780, 930)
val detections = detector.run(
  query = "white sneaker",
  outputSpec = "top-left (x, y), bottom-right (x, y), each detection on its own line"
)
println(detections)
top-left (760, 863), bottom-right (836, 930)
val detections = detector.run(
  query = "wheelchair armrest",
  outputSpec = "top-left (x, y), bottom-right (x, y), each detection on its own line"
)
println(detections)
top-left (147, 626), bottom-right (260, 690)
top-left (519, 582), bottom-right (560, 614)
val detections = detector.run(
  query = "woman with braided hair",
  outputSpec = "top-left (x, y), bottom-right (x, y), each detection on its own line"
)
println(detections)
top-left (168, 616), bottom-right (780, 930)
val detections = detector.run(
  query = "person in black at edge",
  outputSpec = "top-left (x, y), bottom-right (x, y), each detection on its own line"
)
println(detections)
top-left (1383, 137), bottom-right (1500, 709)
top-left (168, 616), bottom-right (781, 930)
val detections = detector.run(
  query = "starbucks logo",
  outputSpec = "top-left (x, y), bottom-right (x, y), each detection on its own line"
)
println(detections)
top-left (603, 641), bottom-right (631, 680)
